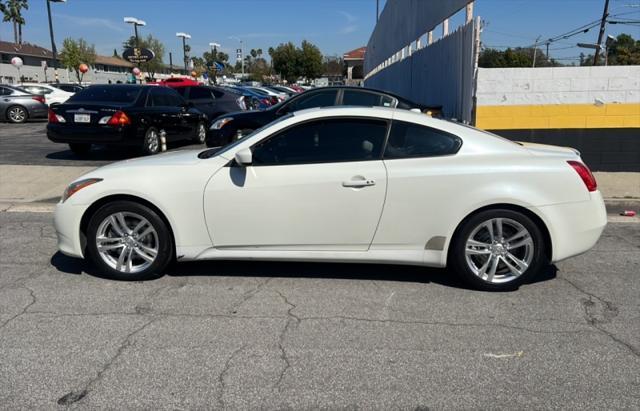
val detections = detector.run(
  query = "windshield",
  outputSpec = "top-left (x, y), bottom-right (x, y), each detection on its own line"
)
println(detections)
top-left (201, 113), bottom-right (295, 158)
top-left (67, 86), bottom-right (141, 104)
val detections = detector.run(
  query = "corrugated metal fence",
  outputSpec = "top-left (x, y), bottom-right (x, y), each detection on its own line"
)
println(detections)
top-left (363, 0), bottom-right (478, 123)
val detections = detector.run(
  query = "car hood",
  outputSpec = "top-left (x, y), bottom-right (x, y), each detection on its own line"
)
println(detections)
top-left (98, 149), bottom-right (204, 171)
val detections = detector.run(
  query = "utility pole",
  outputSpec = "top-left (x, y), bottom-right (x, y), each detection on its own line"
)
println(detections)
top-left (593, 0), bottom-right (610, 65)
top-left (46, 0), bottom-right (66, 83)
top-left (532, 35), bottom-right (541, 67)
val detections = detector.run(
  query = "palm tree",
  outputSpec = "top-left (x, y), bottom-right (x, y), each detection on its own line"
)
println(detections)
top-left (0, 0), bottom-right (28, 45)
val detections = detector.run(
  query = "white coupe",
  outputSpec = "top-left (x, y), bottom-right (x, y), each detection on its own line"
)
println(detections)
top-left (54, 107), bottom-right (606, 290)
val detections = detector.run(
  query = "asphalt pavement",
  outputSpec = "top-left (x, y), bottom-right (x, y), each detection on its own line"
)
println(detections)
top-left (0, 211), bottom-right (638, 409)
top-left (0, 121), bottom-right (202, 167)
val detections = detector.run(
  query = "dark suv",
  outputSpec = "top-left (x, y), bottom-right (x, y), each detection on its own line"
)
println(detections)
top-left (172, 85), bottom-right (246, 122)
top-left (206, 86), bottom-right (428, 147)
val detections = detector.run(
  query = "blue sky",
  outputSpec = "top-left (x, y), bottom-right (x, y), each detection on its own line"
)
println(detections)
top-left (1, 0), bottom-right (638, 65)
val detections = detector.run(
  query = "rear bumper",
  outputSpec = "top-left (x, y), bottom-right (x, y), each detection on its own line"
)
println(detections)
top-left (533, 190), bottom-right (607, 263)
top-left (47, 124), bottom-right (138, 145)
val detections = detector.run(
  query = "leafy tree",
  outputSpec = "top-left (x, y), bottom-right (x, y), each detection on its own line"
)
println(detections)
top-left (0, 0), bottom-right (28, 44)
top-left (123, 34), bottom-right (166, 80)
top-left (299, 40), bottom-right (323, 79)
top-left (269, 42), bottom-right (300, 83)
top-left (606, 33), bottom-right (640, 66)
top-left (323, 56), bottom-right (344, 76)
top-left (478, 47), bottom-right (557, 68)
top-left (59, 38), bottom-right (96, 83)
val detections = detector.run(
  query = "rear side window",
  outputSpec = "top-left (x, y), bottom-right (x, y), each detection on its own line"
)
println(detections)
top-left (211, 89), bottom-right (225, 98)
top-left (287, 90), bottom-right (337, 111)
top-left (189, 87), bottom-right (213, 100)
top-left (69, 86), bottom-right (141, 103)
top-left (0, 87), bottom-right (10, 96)
top-left (252, 118), bottom-right (388, 166)
top-left (384, 120), bottom-right (462, 159)
top-left (342, 90), bottom-right (394, 107)
top-left (148, 87), bottom-right (184, 107)
top-left (24, 86), bottom-right (52, 95)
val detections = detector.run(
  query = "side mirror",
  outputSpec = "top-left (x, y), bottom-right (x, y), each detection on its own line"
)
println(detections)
top-left (234, 148), bottom-right (253, 166)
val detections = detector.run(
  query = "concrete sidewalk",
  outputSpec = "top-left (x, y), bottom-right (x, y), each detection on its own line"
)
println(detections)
top-left (0, 164), bottom-right (638, 210)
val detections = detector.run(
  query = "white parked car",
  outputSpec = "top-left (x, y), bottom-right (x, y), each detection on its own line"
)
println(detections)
top-left (53, 107), bottom-right (606, 290)
top-left (20, 82), bottom-right (74, 105)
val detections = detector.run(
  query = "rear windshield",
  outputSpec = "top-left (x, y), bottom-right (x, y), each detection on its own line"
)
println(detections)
top-left (67, 86), bottom-right (141, 104)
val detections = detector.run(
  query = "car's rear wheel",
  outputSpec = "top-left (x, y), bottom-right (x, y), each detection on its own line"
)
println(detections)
top-left (86, 201), bottom-right (173, 281)
top-left (234, 128), bottom-right (254, 141)
top-left (6, 105), bottom-right (28, 123)
top-left (193, 121), bottom-right (206, 144)
top-left (69, 143), bottom-right (91, 155)
top-left (449, 209), bottom-right (546, 291)
top-left (142, 127), bottom-right (160, 155)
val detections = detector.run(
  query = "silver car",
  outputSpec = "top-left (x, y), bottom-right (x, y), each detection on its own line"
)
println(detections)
top-left (0, 85), bottom-right (49, 123)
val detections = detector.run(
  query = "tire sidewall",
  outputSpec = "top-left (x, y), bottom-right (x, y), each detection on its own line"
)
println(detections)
top-left (450, 209), bottom-right (546, 291)
top-left (86, 201), bottom-right (173, 281)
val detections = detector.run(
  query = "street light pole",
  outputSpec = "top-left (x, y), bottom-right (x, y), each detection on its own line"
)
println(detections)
top-left (593, 0), bottom-right (610, 65)
top-left (176, 32), bottom-right (191, 74)
top-left (124, 17), bottom-right (146, 83)
top-left (46, 0), bottom-right (65, 83)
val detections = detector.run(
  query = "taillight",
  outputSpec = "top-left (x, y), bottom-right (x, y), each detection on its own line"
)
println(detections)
top-left (270, 96), bottom-right (278, 105)
top-left (48, 109), bottom-right (65, 123)
top-left (106, 111), bottom-right (131, 127)
top-left (568, 161), bottom-right (597, 192)
top-left (32, 95), bottom-right (46, 104)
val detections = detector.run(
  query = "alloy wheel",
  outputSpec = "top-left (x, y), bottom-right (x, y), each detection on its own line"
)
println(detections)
top-left (145, 129), bottom-right (159, 153)
top-left (95, 211), bottom-right (159, 274)
top-left (464, 217), bottom-right (534, 284)
top-left (8, 106), bottom-right (27, 123)
top-left (197, 123), bottom-right (206, 143)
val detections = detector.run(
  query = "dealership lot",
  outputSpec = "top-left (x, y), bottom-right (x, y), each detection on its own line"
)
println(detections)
top-left (0, 211), bottom-right (639, 409)
top-left (0, 121), bottom-right (638, 408)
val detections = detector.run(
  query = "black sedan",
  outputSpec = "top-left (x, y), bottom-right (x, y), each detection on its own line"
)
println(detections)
top-left (206, 86), bottom-right (428, 147)
top-left (172, 85), bottom-right (246, 121)
top-left (47, 85), bottom-right (208, 155)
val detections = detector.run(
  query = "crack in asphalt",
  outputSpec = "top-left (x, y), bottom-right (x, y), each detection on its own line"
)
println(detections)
top-left (274, 290), bottom-right (300, 390)
top-left (217, 345), bottom-right (246, 409)
top-left (561, 277), bottom-right (639, 358)
top-left (56, 317), bottom-right (159, 406)
top-left (229, 277), bottom-right (273, 315)
top-left (0, 285), bottom-right (36, 330)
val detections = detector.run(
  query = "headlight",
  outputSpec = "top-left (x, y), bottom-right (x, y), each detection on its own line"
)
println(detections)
top-left (211, 117), bottom-right (233, 130)
top-left (61, 178), bottom-right (103, 202)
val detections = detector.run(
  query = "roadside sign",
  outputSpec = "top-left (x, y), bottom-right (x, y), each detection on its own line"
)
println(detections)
top-left (123, 47), bottom-right (155, 64)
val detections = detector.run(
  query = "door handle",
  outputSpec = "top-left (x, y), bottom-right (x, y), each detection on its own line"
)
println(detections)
top-left (342, 179), bottom-right (375, 188)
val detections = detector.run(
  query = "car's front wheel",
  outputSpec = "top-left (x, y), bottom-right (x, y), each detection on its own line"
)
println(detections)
top-left (193, 121), bottom-right (206, 144)
top-left (85, 201), bottom-right (173, 281)
top-left (449, 209), bottom-right (547, 291)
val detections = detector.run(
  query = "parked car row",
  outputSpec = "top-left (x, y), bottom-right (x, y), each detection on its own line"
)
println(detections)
top-left (44, 81), bottom-right (431, 156)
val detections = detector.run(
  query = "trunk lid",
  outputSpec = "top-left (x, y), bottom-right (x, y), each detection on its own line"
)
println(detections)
top-left (51, 103), bottom-right (131, 126)
top-left (519, 142), bottom-right (580, 159)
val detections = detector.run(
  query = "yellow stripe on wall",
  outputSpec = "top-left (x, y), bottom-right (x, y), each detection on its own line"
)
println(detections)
top-left (476, 103), bottom-right (640, 130)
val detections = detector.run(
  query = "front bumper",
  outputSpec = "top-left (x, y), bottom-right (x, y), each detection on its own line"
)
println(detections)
top-left (54, 201), bottom-right (88, 258)
top-left (533, 190), bottom-right (607, 263)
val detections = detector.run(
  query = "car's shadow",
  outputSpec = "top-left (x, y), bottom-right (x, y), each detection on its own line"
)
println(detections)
top-left (50, 252), bottom-right (558, 292)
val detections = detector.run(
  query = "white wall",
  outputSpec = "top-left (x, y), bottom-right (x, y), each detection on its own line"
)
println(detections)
top-left (1, 63), bottom-right (131, 84)
top-left (476, 66), bottom-right (640, 106)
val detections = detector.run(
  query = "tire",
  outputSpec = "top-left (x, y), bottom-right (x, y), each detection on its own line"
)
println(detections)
top-left (85, 200), bottom-right (173, 281)
top-left (6, 105), bottom-right (28, 124)
top-left (234, 128), bottom-right (254, 141)
top-left (69, 143), bottom-right (91, 155)
top-left (448, 209), bottom-right (547, 291)
top-left (142, 127), bottom-right (160, 155)
top-left (193, 121), bottom-right (207, 144)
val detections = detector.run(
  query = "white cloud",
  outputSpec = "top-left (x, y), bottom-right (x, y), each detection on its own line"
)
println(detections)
top-left (337, 10), bottom-right (358, 35)
top-left (57, 14), bottom-right (126, 34)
